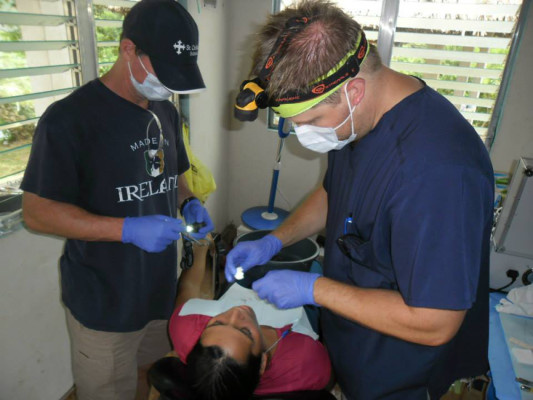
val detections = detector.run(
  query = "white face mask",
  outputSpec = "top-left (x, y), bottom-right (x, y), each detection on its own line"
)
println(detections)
top-left (128, 56), bottom-right (172, 101)
top-left (294, 84), bottom-right (357, 153)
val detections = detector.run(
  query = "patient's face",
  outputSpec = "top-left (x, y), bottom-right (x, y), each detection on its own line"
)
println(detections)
top-left (200, 305), bottom-right (265, 364)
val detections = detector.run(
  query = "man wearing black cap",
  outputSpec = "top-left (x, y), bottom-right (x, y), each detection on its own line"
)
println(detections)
top-left (20, 0), bottom-right (213, 398)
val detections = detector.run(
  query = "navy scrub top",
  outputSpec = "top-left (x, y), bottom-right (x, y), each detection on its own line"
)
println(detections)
top-left (321, 83), bottom-right (494, 400)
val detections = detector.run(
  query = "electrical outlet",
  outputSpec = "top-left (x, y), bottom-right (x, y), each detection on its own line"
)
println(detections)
top-left (490, 250), bottom-right (531, 290)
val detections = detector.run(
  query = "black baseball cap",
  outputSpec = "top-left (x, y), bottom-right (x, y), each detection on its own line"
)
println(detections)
top-left (122, 0), bottom-right (205, 93)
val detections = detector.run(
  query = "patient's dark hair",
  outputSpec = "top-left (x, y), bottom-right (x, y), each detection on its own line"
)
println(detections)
top-left (187, 341), bottom-right (262, 400)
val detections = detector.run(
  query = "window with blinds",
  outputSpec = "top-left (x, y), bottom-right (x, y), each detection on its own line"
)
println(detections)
top-left (0, 0), bottom-right (190, 234)
top-left (0, 0), bottom-right (79, 227)
top-left (274, 0), bottom-right (525, 144)
top-left (390, 0), bottom-right (522, 141)
top-left (0, 0), bottom-right (139, 233)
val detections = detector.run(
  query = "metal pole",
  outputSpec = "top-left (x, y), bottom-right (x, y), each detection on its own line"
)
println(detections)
top-left (376, 0), bottom-right (400, 67)
top-left (74, 0), bottom-right (98, 83)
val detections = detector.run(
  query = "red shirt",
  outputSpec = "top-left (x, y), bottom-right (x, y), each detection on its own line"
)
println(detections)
top-left (169, 306), bottom-right (331, 395)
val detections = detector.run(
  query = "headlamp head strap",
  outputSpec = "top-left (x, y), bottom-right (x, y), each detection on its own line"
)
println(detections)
top-left (272, 31), bottom-right (368, 106)
top-left (257, 16), bottom-right (314, 85)
top-left (233, 17), bottom-right (312, 121)
top-left (233, 17), bottom-right (369, 121)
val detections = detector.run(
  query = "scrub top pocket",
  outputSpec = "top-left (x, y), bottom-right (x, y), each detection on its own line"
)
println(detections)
top-left (338, 235), bottom-right (397, 289)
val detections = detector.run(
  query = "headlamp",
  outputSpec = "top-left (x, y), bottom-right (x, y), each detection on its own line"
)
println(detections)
top-left (233, 15), bottom-right (369, 122)
top-left (234, 78), bottom-right (271, 121)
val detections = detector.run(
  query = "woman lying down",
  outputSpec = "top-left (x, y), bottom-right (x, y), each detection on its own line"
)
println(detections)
top-left (167, 236), bottom-right (332, 400)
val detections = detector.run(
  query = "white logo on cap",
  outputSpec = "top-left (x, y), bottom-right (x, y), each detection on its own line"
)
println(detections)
top-left (174, 40), bottom-right (186, 54)
top-left (173, 40), bottom-right (198, 56)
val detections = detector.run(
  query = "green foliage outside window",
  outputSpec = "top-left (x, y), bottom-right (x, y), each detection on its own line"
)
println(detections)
top-left (94, 4), bottom-right (129, 75)
top-left (0, 0), bottom-right (35, 153)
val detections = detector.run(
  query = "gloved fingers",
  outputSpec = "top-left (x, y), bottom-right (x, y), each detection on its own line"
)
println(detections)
top-left (197, 215), bottom-right (214, 234)
top-left (182, 198), bottom-right (202, 215)
top-left (189, 214), bottom-right (213, 240)
top-left (122, 215), bottom-right (184, 253)
top-left (158, 229), bottom-right (182, 242)
top-left (153, 214), bottom-right (171, 221)
top-left (148, 239), bottom-right (173, 253)
top-left (251, 274), bottom-right (272, 300)
top-left (182, 200), bottom-right (203, 225)
top-left (166, 218), bottom-right (186, 234)
top-left (152, 214), bottom-right (186, 230)
top-left (153, 216), bottom-right (185, 240)
top-left (224, 252), bottom-right (241, 282)
top-left (225, 237), bottom-right (279, 282)
top-left (186, 208), bottom-right (214, 233)
top-left (225, 270), bottom-right (236, 283)
top-left (226, 243), bottom-right (256, 267)
top-left (224, 246), bottom-right (251, 282)
top-left (252, 272), bottom-right (292, 309)
top-left (252, 270), bottom-right (321, 309)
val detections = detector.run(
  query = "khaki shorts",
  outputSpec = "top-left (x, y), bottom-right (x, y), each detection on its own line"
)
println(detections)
top-left (66, 308), bottom-right (171, 400)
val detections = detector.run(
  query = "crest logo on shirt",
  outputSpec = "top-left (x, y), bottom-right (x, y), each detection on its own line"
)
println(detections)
top-left (144, 149), bottom-right (165, 177)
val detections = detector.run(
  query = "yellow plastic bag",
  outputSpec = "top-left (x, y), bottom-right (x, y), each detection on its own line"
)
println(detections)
top-left (182, 122), bottom-right (216, 203)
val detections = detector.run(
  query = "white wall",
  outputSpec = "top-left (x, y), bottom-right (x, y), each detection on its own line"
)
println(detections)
top-left (0, 229), bottom-right (72, 400)
top-left (186, 0), bottom-right (230, 231)
top-left (189, 0), bottom-right (327, 230)
top-left (224, 0), bottom-right (326, 227)
top-left (488, 2), bottom-right (533, 290)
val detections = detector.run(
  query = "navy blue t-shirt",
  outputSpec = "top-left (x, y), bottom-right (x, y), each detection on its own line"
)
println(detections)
top-left (21, 80), bottom-right (190, 332)
top-left (322, 83), bottom-right (494, 399)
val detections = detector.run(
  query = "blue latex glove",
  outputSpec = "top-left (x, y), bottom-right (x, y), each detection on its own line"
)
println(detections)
top-left (225, 234), bottom-right (282, 282)
top-left (122, 215), bottom-right (185, 252)
top-left (181, 198), bottom-right (214, 240)
top-left (252, 270), bottom-right (322, 309)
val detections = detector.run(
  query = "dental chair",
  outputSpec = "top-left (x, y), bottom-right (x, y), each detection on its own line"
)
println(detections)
top-left (155, 229), bottom-right (335, 400)
top-left (148, 356), bottom-right (336, 400)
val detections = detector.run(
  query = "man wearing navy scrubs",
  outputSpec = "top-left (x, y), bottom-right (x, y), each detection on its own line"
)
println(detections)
top-left (226, 1), bottom-right (494, 399)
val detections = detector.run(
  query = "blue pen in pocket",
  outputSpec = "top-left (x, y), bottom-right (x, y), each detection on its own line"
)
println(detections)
top-left (344, 213), bottom-right (353, 235)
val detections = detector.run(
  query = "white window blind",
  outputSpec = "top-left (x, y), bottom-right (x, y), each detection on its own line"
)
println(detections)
top-left (0, 0), bottom-right (187, 235)
top-left (390, 0), bottom-right (522, 141)
top-left (0, 0), bottom-right (133, 233)
top-left (0, 0), bottom-right (79, 227)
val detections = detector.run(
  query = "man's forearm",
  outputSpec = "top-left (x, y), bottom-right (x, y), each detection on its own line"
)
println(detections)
top-left (175, 239), bottom-right (212, 307)
top-left (177, 174), bottom-right (195, 208)
top-left (23, 192), bottom-right (123, 241)
top-left (272, 185), bottom-right (328, 247)
top-left (313, 277), bottom-right (466, 346)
